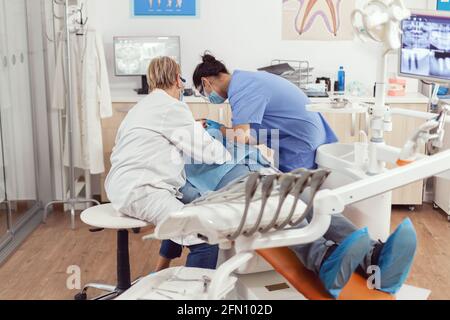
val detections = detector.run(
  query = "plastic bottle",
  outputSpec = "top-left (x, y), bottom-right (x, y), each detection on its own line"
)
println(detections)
top-left (338, 66), bottom-right (346, 92)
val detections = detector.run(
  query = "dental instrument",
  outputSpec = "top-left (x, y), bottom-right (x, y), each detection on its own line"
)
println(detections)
top-left (244, 175), bottom-right (277, 236)
top-left (397, 106), bottom-right (449, 165)
top-left (259, 174), bottom-right (297, 233)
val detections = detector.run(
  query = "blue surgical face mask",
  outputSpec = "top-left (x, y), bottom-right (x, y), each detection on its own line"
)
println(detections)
top-left (179, 89), bottom-right (185, 102)
top-left (208, 91), bottom-right (226, 104)
top-left (202, 79), bottom-right (226, 104)
top-left (179, 76), bottom-right (186, 101)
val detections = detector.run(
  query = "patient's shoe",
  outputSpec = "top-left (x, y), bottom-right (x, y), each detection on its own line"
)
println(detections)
top-left (376, 218), bottom-right (417, 294)
top-left (319, 228), bottom-right (371, 299)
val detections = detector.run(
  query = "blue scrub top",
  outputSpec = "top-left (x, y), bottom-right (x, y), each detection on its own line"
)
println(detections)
top-left (228, 70), bottom-right (338, 172)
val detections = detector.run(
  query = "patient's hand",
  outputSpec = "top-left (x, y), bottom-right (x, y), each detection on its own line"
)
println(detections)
top-left (197, 119), bottom-right (208, 129)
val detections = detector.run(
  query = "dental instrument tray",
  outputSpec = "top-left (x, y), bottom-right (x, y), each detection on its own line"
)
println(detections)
top-left (258, 63), bottom-right (295, 76)
top-left (330, 97), bottom-right (351, 109)
top-left (259, 60), bottom-right (314, 90)
top-left (117, 267), bottom-right (237, 300)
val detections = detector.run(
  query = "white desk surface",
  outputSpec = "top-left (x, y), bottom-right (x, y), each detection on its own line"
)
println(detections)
top-left (111, 88), bottom-right (430, 106)
top-left (112, 88), bottom-right (207, 104)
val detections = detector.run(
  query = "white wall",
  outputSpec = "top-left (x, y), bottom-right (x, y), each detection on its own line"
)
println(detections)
top-left (88, 0), bottom-right (435, 92)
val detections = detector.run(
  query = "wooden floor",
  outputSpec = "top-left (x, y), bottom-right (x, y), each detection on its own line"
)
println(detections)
top-left (0, 204), bottom-right (449, 300)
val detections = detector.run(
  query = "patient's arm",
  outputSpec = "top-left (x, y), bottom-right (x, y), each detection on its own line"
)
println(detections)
top-left (221, 124), bottom-right (258, 145)
top-left (161, 102), bottom-right (232, 165)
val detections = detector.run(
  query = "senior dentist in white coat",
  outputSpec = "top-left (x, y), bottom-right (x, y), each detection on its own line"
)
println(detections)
top-left (105, 57), bottom-right (231, 268)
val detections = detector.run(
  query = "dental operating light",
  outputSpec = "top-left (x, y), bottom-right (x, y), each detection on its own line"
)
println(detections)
top-left (349, 0), bottom-right (411, 175)
top-left (352, 0), bottom-right (410, 50)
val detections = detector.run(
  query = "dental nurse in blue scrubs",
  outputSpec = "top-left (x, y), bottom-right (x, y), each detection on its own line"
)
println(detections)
top-left (193, 53), bottom-right (338, 173)
top-left (192, 53), bottom-right (418, 298)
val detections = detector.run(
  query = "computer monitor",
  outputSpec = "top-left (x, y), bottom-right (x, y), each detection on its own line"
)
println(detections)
top-left (114, 36), bottom-right (181, 94)
top-left (399, 10), bottom-right (450, 83)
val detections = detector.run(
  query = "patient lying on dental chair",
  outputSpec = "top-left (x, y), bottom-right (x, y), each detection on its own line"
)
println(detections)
top-left (157, 121), bottom-right (418, 299)
top-left (156, 122), bottom-right (417, 299)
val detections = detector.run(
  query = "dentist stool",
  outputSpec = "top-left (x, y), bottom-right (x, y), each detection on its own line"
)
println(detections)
top-left (75, 204), bottom-right (150, 300)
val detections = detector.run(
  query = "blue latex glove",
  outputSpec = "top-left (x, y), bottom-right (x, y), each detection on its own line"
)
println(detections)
top-left (438, 86), bottom-right (449, 96)
top-left (206, 119), bottom-right (223, 130)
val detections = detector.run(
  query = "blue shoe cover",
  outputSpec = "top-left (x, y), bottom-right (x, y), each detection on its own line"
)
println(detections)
top-left (319, 228), bottom-right (371, 299)
top-left (378, 218), bottom-right (417, 294)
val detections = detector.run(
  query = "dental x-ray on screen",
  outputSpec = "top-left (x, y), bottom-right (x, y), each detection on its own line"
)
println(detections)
top-left (400, 11), bottom-right (450, 82)
top-left (114, 36), bottom-right (181, 76)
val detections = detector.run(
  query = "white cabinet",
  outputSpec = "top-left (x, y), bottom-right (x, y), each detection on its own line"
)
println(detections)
top-left (321, 113), bottom-right (365, 144)
top-left (435, 122), bottom-right (450, 218)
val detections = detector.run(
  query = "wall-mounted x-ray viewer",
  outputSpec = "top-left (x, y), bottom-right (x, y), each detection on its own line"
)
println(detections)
top-left (399, 10), bottom-right (450, 84)
top-left (114, 36), bottom-right (181, 94)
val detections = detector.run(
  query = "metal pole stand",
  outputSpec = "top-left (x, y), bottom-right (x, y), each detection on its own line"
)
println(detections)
top-left (43, 0), bottom-right (100, 230)
top-left (43, 198), bottom-right (100, 230)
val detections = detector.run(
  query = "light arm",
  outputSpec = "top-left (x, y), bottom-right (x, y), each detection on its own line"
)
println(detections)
top-left (236, 149), bottom-right (450, 252)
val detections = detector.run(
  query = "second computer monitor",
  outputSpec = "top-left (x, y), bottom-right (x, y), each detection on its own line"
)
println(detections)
top-left (399, 10), bottom-right (450, 83)
top-left (114, 36), bottom-right (181, 76)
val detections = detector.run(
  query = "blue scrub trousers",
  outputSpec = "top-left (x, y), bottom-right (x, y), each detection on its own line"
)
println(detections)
top-left (159, 165), bottom-right (251, 269)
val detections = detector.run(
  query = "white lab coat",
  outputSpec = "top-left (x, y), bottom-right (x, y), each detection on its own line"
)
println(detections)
top-left (52, 28), bottom-right (112, 174)
top-left (105, 89), bottom-right (231, 245)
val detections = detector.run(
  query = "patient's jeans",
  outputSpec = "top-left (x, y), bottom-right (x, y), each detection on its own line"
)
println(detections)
top-left (159, 240), bottom-right (219, 270)
top-left (289, 211), bottom-right (378, 275)
top-left (159, 165), bottom-right (252, 269)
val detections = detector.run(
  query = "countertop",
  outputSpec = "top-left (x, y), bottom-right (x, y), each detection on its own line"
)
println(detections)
top-left (111, 88), bottom-right (430, 105)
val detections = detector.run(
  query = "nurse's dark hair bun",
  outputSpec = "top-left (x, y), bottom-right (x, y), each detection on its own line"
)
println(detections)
top-left (193, 52), bottom-right (230, 89)
top-left (202, 53), bottom-right (217, 64)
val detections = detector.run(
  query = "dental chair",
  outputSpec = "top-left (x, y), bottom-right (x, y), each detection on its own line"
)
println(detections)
top-left (118, 169), bottom-right (395, 300)
top-left (257, 248), bottom-right (392, 300)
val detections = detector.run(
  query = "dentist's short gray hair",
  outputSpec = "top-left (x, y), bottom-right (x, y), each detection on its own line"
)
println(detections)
top-left (147, 56), bottom-right (181, 91)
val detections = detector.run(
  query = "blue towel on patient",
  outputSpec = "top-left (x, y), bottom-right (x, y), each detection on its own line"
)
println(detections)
top-left (184, 127), bottom-right (271, 195)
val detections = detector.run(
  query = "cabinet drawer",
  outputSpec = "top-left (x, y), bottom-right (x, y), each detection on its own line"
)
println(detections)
top-left (322, 113), bottom-right (364, 143)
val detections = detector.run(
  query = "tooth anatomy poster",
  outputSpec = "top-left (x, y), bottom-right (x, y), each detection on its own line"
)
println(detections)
top-left (282, 0), bottom-right (356, 41)
top-left (133, 0), bottom-right (197, 17)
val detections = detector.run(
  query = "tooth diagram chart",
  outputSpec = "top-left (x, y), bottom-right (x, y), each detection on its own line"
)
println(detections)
top-left (133, 0), bottom-right (196, 16)
top-left (282, 0), bottom-right (356, 41)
